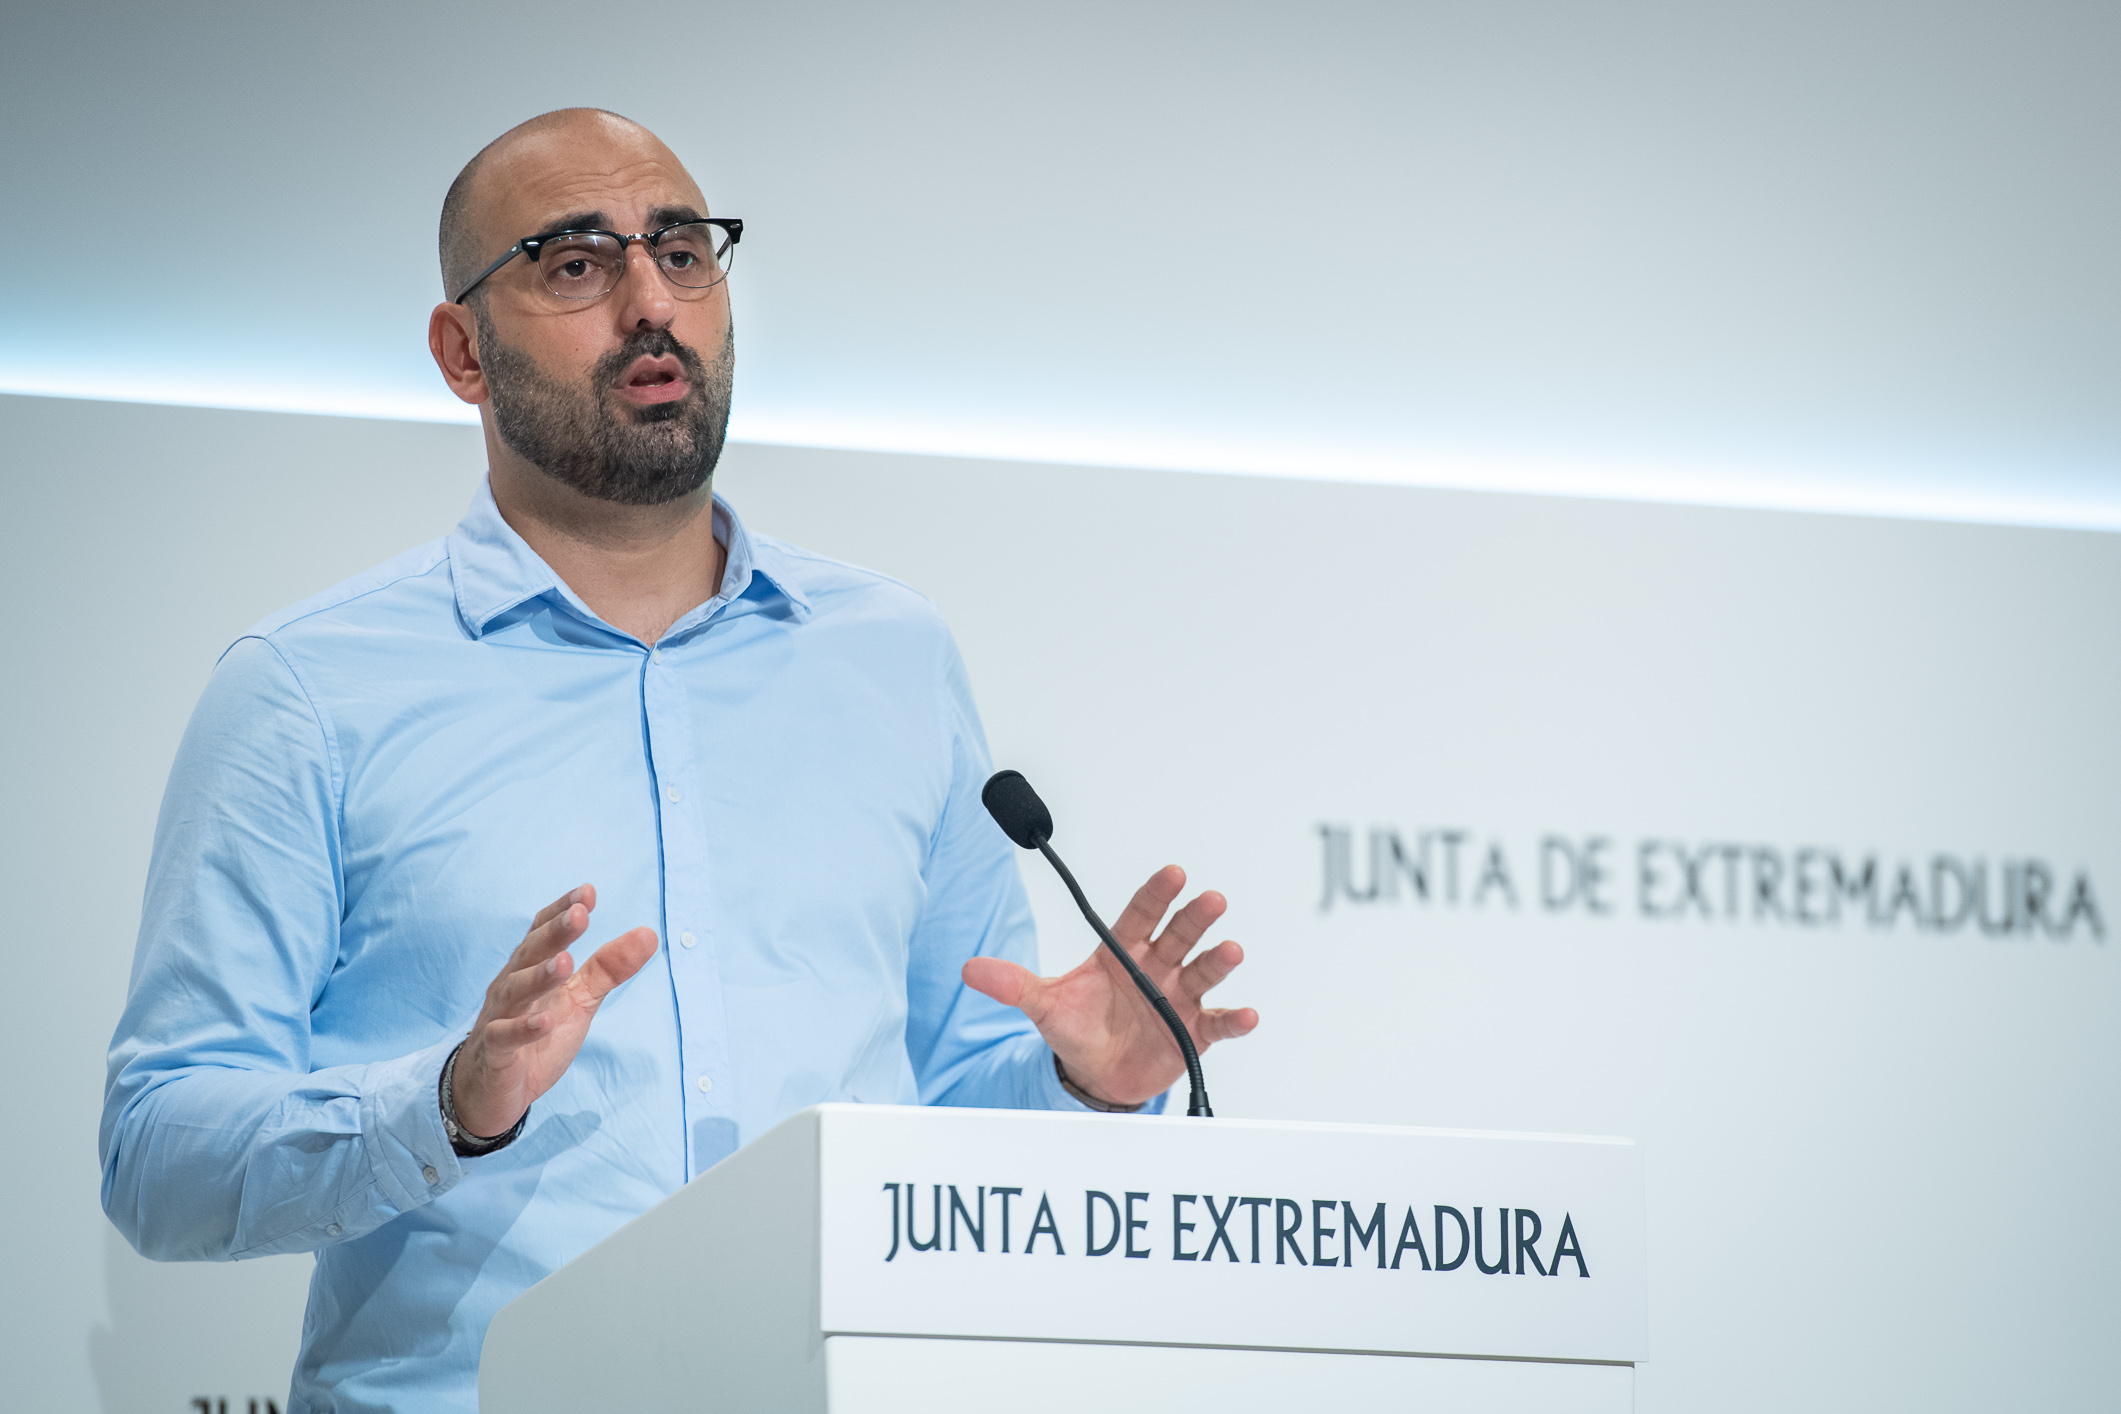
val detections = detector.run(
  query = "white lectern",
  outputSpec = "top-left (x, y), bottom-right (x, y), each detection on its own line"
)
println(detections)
top-left (480, 1105), bottom-right (1644, 1413)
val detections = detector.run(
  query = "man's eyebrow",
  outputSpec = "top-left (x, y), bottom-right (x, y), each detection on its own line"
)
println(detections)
top-left (647, 204), bottom-right (706, 228)
top-left (530, 211), bottom-right (609, 237)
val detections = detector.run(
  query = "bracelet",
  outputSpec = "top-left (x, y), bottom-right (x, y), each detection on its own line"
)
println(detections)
top-left (439, 1040), bottom-right (528, 1157)
top-left (1054, 1053), bottom-right (1146, 1113)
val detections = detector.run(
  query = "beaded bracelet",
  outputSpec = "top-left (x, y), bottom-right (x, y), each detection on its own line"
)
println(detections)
top-left (439, 1040), bottom-right (529, 1157)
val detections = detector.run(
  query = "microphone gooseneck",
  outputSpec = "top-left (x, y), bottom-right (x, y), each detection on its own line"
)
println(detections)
top-left (980, 770), bottom-right (1213, 1118)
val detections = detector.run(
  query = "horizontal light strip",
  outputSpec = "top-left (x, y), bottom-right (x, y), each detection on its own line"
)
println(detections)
top-left (0, 373), bottom-right (479, 426)
top-left (7, 377), bottom-right (2117, 534)
top-left (736, 414), bottom-right (2121, 536)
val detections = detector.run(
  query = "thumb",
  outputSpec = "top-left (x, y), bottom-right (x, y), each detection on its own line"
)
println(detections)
top-left (962, 956), bottom-right (1043, 1016)
top-left (575, 926), bottom-right (660, 1002)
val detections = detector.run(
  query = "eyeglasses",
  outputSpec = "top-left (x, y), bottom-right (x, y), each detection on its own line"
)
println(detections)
top-left (452, 217), bottom-right (743, 305)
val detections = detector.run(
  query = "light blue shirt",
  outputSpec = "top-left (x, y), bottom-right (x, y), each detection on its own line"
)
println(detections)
top-left (101, 484), bottom-right (1142, 1413)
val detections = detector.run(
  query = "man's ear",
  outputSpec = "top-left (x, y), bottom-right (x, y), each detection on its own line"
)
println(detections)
top-left (429, 302), bottom-right (489, 405)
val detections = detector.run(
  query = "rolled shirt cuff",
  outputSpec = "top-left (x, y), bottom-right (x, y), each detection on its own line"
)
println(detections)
top-left (359, 1033), bottom-right (466, 1215)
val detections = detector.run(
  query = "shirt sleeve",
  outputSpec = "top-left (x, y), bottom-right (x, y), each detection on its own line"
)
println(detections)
top-left (100, 635), bottom-right (467, 1262)
top-left (903, 636), bottom-right (1167, 1116)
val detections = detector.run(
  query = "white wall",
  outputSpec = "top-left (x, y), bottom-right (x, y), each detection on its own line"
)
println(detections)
top-left (5, 392), bottom-right (2115, 1411)
top-left (3, 398), bottom-right (484, 1413)
top-left (4, 1), bottom-right (2118, 519)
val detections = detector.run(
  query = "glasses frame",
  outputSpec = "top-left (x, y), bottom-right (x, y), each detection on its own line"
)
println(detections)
top-left (451, 216), bottom-right (743, 305)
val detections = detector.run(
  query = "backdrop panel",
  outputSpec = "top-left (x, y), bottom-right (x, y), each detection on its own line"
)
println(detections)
top-left (4, 393), bottom-right (2113, 1411)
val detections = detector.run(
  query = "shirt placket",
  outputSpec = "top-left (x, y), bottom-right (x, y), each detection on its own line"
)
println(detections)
top-left (640, 641), bottom-right (729, 1180)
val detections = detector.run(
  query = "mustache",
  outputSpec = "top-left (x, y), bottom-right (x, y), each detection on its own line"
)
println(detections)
top-left (591, 328), bottom-right (709, 395)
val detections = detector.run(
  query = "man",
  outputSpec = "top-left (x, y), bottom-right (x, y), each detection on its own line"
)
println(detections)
top-left (100, 109), bottom-right (1257, 1413)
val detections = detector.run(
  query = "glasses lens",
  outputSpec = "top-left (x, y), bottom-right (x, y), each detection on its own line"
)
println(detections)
top-left (536, 233), bottom-right (625, 300)
top-left (653, 222), bottom-right (732, 289)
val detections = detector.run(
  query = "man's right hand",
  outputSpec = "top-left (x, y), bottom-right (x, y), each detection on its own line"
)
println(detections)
top-left (450, 885), bottom-right (659, 1138)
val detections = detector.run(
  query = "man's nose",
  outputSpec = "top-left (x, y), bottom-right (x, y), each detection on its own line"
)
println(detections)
top-left (611, 241), bottom-right (676, 329)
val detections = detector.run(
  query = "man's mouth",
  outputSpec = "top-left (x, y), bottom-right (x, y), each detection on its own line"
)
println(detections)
top-left (615, 354), bottom-right (691, 406)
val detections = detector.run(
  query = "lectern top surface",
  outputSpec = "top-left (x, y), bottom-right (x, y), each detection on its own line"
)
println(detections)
top-left (809, 1101), bottom-right (1636, 1149)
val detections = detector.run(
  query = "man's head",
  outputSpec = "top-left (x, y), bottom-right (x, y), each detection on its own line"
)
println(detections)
top-left (429, 109), bottom-right (734, 508)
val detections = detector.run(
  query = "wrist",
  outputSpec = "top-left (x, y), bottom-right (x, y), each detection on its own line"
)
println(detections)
top-left (1053, 1053), bottom-right (1146, 1113)
top-left (440, 1040), bottom-right (528, 1157)
top-left (446, 1035), bottom-right (521, 1137)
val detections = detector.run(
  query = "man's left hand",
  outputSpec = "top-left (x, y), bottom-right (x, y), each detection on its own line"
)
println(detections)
top-left (960, 865), bottom-right (1258, 1108)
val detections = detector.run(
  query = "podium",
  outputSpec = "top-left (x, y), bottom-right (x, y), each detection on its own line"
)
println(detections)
top-left (480, 1104), bottom-right (1645, 1412)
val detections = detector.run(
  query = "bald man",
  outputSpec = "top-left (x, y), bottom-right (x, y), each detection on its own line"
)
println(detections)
top-left (99, 109), bottom-right (1256, 1412)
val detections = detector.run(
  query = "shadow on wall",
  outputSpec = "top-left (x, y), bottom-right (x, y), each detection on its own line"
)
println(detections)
top-left (91, 1227), bottom-right (312, 1414)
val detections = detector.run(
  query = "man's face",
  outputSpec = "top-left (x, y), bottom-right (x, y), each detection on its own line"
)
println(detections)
top-left (465, 119), bottom-right (734, 506)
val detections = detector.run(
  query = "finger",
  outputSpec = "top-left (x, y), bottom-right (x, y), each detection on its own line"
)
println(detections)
top-left (1176, 938), bottom-right (1243, 1003)
top-left (572, 927), bottom-right (661, 1005)
top-left (486, 948), bottom-right (576, 1019)
top-left (478, 1008), bottom-right (559, 1058)
top-left (962, 957), bottom-right (1046, 1019)
top-left (512, 898), bottom-right (589, 970)
top-left (1108, 865), bottom-right (1186, 951)
top-left (529, 884), bottom-right (595, 933)
top-left (1196, 1006), bottom-right (1259, 1045)
top-left (1149, 890), bottom-right (1227, 968)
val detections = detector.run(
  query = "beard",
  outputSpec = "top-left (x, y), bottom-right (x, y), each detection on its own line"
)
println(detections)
top-left (477, 308), bottom-right (734, 507)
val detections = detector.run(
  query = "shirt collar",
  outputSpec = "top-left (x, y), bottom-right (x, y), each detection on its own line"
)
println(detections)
top-left (447, 479), bottom-right (811, 641)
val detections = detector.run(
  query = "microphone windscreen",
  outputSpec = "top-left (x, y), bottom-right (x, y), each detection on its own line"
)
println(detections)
top-left (982, 769), bottom-right (1054, 849)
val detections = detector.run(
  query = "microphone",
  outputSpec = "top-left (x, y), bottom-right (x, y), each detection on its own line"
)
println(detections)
top-left (981, 769), bottom-right (1212, 1118)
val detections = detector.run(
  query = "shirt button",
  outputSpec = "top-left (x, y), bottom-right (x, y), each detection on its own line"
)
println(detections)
top-left (666, 786), bottom-right (682, 804)
top-left (327, 1223), bottom-right (342, 1238)
top-left (422, 1165), bottom-right (439, 1185)
top-left (651, 648), bottom-right (663, 663)
top-left (697, 1075), bottom-right (714, 1093)
top-left (679, 930), bottom-right (697, 949)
